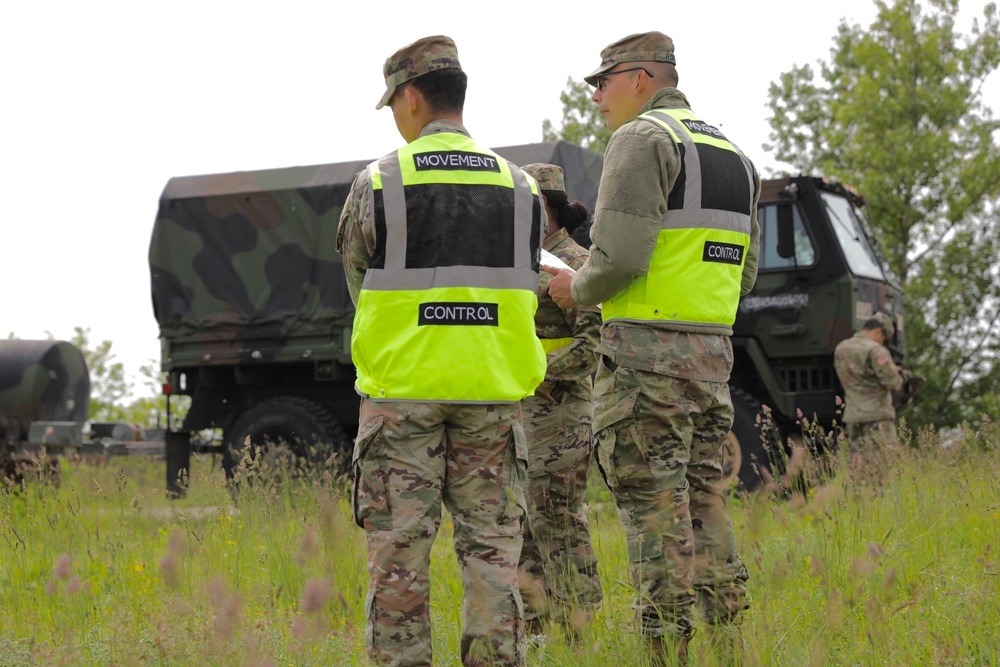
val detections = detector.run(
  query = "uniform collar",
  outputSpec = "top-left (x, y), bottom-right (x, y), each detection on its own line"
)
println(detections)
top-left (419, 118), bottom-right (471, 138)
top-left (637, 87), bottom-right (692, 116)
top-left (543, 227), bottom-right (570, 251)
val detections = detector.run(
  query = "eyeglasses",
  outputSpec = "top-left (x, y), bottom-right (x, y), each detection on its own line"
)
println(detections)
top-left (595, 66), bottom-right (654, 91)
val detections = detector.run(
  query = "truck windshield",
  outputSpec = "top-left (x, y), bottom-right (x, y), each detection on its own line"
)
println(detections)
top-left (821, 191), bottom-right (884, 280)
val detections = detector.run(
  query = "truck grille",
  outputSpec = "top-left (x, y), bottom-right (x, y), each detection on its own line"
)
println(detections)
top-left (777, 365), bottom-right (837, 393)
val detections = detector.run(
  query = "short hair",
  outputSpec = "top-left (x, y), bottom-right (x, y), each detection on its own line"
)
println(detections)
top-left (862, 318), bottom-right (886, 333)
top-left (401, 68), bottom-right (467, 114)
top-left (648, 61), bottom-right (679, 87)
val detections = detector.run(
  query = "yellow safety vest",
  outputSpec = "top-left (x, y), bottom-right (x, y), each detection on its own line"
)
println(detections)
top-left (351, 131), bottom-right (546, 401)
top-left (602, 108), bottom-right (755, 330)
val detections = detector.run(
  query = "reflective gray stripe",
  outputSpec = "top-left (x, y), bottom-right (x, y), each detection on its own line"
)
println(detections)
top-left (364, 265), bottom-right (537, 291)
top-left (364, 151), bottom-right (537, 291)
top-left (611, 317), bottom-right (734, 332)
top-left (661, 209), bottom-right (751, 234)
top-left (510, 165), bottom-right (534, 271)
top-left (644, 110), bottom-right (751, 236)
top-left (376, 154), bottom-right (408, 273)
top-left (646, 111), bottom-right (701, 211)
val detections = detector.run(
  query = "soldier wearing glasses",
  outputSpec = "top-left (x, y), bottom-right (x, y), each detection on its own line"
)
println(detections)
top-left (546, 31), bottom-right (760, 664)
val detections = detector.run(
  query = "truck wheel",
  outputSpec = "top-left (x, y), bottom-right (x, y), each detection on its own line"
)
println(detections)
top-left (222, 397), bottom-right (348, 481)
top-left (721, 387), bottom-right (770, 493)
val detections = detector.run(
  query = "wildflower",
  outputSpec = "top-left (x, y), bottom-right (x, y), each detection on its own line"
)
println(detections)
top-left (53, 553), bottom-right (72, 580)
top-left (301, 577), bottom-right (332, 614)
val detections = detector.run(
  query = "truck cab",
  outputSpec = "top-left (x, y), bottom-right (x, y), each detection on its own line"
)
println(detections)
top-left (726, 176), bottom-right (906, 490)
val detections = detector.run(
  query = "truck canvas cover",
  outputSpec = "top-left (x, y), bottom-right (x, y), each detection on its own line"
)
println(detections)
top-left (149, 141), bottom-right (604, 351)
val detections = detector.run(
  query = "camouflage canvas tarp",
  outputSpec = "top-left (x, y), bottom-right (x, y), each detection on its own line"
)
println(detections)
top-left (0, 340), bottom-right (90, 441)
top-left (149, 141), bottom-right (604, 342)
top-left (150, 160), bottom-right (368, 340)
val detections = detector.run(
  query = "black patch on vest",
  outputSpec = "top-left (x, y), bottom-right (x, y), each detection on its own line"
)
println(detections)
top-left (703, 241), bottom-right (744, 265)
top-left (412, 151), bottom-right (502, 172)
top-left (418, 302), bottom-right (499, 326)
top-left (371, 189), bottom-right (387, 269)
top-left (405, 183), bottom-right (515, 268)
top-left (696, 144), bottom-right (752, 215)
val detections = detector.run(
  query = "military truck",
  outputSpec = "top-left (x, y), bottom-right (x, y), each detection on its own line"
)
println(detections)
top-left (150, 141), bottom-right (602, 496)
top-left (151, 143), bottom-right (909, 495)
top-left (723, 175), bottom-right (914, 490)
top-left (0, 339), bottom-right (160, 479)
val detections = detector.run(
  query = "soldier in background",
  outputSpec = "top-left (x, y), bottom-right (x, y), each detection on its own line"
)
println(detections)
top-left (834, 312), bottom-right (904, 469)
top-left (337, 35), bottom-right (546, 667)
top-left (545, 31), bottom-right (759, 664)
top-left (517, 163), bottom-right (603, 637)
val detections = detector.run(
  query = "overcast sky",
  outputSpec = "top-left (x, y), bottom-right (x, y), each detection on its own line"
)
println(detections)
top-left (3, 0), bottom-right (996, 398)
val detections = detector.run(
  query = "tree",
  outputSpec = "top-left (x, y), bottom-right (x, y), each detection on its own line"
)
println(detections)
top-left (67, 327), bottom-right (132, 422)
top-left (542, 78), bottom-right (610, 153)
top-left (765, 0), bottom-right (1000, 428)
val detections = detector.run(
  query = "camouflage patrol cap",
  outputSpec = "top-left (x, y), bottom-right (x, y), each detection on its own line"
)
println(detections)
top-left (873, 312), bottom-right (895, 339)
top-left (375, 35), bottom-right (462, 110)
top-left (584, 31), bottom-right (676, 86)
top-left (521, 163), bottom-right (566, 193)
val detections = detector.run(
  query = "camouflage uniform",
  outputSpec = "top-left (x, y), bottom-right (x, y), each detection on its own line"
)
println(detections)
top-left (570, 33), bottom-right (760, 643)
top-left (338, 35), bottom-right (545, 667)
top-left (833, 316), bottom-right (903, 452)
top-left (517, 164), bottom-right (603, 629)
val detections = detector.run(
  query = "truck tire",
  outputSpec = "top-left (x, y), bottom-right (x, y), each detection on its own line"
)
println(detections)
top-left (721, 387), bottom-right (771, 493)
top-left (222, 397), bottom-right (349, 481)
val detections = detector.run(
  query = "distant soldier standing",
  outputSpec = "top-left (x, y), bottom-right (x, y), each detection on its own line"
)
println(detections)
top-left (336, 36), bottom-right (546, 667)
top-left (834, 312), bottom-right (903, 468)
top-left (517, 163), bottom-right (603, 635)
top-left (545, 32), bottom-right (760, 663)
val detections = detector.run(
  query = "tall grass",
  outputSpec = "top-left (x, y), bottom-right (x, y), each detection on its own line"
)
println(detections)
top-left (1, 417), bottom-right (997, 666)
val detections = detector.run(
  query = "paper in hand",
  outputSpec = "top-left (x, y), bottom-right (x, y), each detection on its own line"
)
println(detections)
top-left (541, 249), bottom-right (575, 274)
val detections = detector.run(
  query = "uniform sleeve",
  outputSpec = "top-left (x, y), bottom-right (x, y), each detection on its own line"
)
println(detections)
top-left (741, 163), bottom-right (762, 296)
top-left (570, 131), bottom-right (678, 306)
top-left (869, 345), bottom-right (904, 391)
top-left (336, 169), bottom-right (376, 307)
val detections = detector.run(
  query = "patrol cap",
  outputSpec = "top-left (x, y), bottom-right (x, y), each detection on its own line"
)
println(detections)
top-left (376, 35), bottom-right (462, 110)
top-left (584, 31), bottom-right (676, 86)
top-left (521, 163), bottom-right (565, 193)
top-left (873, 312), bottom-right (895, 339)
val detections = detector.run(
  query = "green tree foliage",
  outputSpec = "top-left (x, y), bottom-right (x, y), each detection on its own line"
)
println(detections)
top-left (765, 0), bottom-right (1000, 428)
top-left (68, 327), bottom-right (131, 423)
top-left (542, 77), bottom-right (610, 153)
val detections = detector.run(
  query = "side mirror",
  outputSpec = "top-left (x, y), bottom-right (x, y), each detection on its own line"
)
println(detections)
top-left (776, 204), bottom-right (796, 259)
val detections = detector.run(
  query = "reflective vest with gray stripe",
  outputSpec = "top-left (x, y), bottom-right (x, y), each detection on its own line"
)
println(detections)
top-left (602, 108), bottom-right (755, 331)
top-left (351, 131), bottom-right (546, 402)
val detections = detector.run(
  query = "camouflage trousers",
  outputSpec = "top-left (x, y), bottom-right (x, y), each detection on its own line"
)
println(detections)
top-left (846, 419), bottom-right (898, 452)
top-left (352, 398), bottom-right (528, 667)
top-left (592, 357), bottom-right (749, 639)
top-left (518, 390), bottom-right (603, 627)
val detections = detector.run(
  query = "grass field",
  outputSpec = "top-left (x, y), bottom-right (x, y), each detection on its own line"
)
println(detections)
top-left (1, 418), bottom-right (998, 666)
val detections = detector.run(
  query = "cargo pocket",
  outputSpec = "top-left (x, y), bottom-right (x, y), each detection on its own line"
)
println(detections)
top-left (352, 416), bottom-right (391, 531)
top-left (496, 415), bottom-right (529, 536)
top-left (593, 360), bottom-right (656, 531)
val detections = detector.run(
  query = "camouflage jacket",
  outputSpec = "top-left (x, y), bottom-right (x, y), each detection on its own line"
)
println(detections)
top-left (336, 119), bottom-right (548, 305)
top-left (535, 228), bottom-right (601, 401)
top-left (834, 332), bottom-right (903, 423)
top-left (570, 88), bottom-right (760, 380)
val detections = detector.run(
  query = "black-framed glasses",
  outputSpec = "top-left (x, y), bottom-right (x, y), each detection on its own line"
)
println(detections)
top-left (596, 66), bottom-right (653, 91)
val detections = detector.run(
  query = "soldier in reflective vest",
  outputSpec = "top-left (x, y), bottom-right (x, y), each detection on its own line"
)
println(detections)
top-left (337, 35), bottom-right (546, 667)
top-left (516, 163), bottom-right (603, 637)
top-left (546, 32), bottom-right (761, 664)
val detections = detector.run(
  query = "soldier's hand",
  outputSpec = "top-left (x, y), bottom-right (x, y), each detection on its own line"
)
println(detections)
top-left (544, 268), bottom-right (578, 308)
